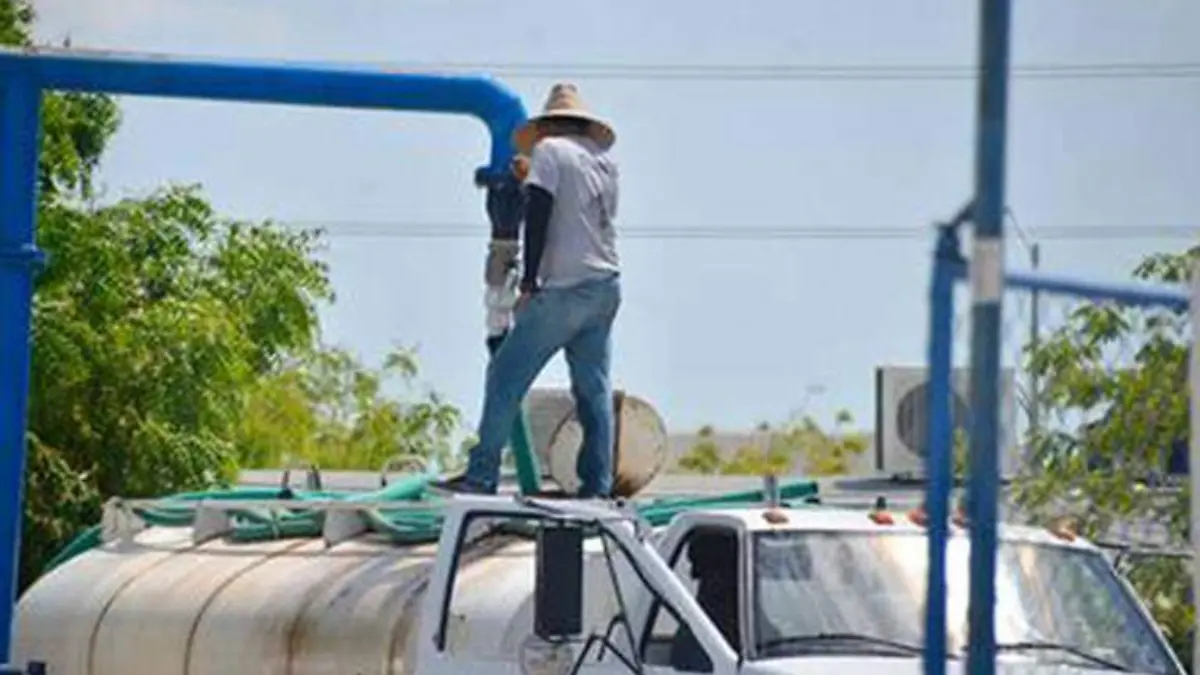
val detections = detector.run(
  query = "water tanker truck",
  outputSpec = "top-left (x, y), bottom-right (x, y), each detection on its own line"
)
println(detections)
top-left (10, 479), bottom-right (1186, 675)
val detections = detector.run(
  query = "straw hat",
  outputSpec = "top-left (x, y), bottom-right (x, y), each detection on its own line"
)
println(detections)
top-left (513, 83), bottom-right (616, 155)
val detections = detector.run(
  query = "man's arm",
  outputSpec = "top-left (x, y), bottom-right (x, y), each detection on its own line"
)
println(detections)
top-left (521, 185), bottom-right (553, 292)
top-left (521, 141), bottom-right (561, 292)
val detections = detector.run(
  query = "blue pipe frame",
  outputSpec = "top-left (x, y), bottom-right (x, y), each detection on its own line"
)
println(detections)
top-left (922, 209), bottom-right (969, 675)
top-left (922, 1), bottom-right (1014, 672)
top-left (0, 46), bottom-right (531, 662)
top-left (922, 216), bottom-right (1192, 675)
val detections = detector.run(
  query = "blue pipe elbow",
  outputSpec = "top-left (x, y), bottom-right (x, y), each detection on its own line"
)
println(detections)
top-left (0, 47), bottom-right (529, 180)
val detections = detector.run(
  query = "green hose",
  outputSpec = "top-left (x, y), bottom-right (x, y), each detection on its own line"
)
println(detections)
top-left (41, 524), bottom-right (103, 574)
top-left (636, 480), bottom-right (819, 519)
top-left (40, 474), bottom-right (820, 576)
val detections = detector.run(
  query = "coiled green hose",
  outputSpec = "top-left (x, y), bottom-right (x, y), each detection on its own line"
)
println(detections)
top-left (40, 475), bottom-right (818, 575)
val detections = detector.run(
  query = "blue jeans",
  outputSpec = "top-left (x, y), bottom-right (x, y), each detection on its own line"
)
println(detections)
top-left (463, 273), bottom-right (621, 496)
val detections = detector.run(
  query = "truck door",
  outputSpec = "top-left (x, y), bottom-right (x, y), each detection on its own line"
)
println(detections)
top-left (417, 509), bottom-right (650, 675)
top-left (637, 524), bottom-right (743, 674)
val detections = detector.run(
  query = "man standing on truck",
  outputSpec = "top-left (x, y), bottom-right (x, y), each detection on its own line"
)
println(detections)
top-left (431, 83), bottom-right (622, 499)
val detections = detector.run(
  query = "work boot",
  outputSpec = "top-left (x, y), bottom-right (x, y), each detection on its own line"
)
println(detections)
top-left (427, 475), bottom-right (493, 496)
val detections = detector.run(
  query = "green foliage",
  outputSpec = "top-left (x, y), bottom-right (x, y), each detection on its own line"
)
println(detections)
top-left (5, 4), bottom-right (463, 591)
top-left (23, 186), bottom-right (335, 585)
top-left (41, 92), bottom-right (121, 200)
top-left (0, 0), bottom-right (32, 52)
top-left (1012, 245), bottom-right (1199, 668)
top-left (677, 425), bottom-right (722, 474)
top-left (236, 345), bottom-right (461, 472)
top-left (0, 1), bottom-right (121, 204)
top-left (794, 410), bottom-right (871, 476)
top-left (29, 186), bottom-right (333, 494)
top-left (677, 411), bottom-right (869, 476)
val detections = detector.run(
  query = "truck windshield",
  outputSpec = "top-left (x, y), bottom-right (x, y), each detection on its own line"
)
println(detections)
top-left (751, 530), bottom-right (1177, 674)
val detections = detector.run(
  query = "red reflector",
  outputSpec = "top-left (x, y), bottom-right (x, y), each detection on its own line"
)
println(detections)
top-left (908, 507), bottom-right (928, 527)
top-left (869, 511), bottom-right (895, 525)
top-left (1048, 516), bottom-right (1078, 541)
top-left (952, 508), bottom-right (969, 528)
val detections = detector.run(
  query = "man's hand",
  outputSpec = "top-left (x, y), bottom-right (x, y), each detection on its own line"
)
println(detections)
top-left (516, 280), bottom-right (539, 313)
top-left (511, 155), bottom-right (531, 182)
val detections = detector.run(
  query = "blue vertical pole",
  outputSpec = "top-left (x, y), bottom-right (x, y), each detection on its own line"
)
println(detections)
top-left (0, 72), bottom-right (43, 662)
top-left (966, 1), bottom-right (1012, 675)
top-left (923, 223), bottom-right (961, 675)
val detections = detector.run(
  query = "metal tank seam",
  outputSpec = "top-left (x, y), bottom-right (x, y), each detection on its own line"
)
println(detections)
top-left (181, 539), bottom-right (311, 675)
top-left (86, 541), bottom-right (203, 675)
top-left (283, 545), bottom-right (393, 675)
top-left (383, 573), bottom-right (431, 675)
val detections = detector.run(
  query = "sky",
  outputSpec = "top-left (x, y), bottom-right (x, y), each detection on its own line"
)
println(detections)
top-left (26, 0), bottom-right (1200, 439)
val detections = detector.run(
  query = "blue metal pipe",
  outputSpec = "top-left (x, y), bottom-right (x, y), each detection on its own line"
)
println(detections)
top-left (0, 75), bottom-right (43, 661)
top-left (923, 222), bottom-right (962, 675)
top-left (945, 263), bottom-right (1189, 313)
top-left (0, 47), bottom-right (527, 180)
top-left (966, 1), bottom-right (1013, 674)
top-left (0, 47), bottom-right (536, 660)
top-left (1002, 269), bottom-right (1187, 312)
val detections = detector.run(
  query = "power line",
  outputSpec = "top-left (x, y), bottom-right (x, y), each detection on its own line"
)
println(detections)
top-left (273, 220), bottom-right (1200, 241)
top-left (368, 60), bottom-right (1200, 82)
top-left (45, 47), bottom-right (1200, 82)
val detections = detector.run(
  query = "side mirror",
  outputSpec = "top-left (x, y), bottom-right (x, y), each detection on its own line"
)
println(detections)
top-left (534, 522), bottom-right (585, 639)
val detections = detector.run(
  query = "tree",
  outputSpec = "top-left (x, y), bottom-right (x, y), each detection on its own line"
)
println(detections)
top-left (1012, 246), bottom-right (1198, 666)
top-left (3, 1), bottom-right (134, 589)
top-left (792, 410), bottom-right (871, 476)
top-left (29, 186), bottom-right (333, 493)
top-left (23, 185), bottom-right (336, 585)
top-left (7, 4), bottom-right (464, 589)
top-left (677, 425), bottom-right (722, 474)
top-left (236, 345), bottom-right (461, 472)
top-left (676, 411), bottom-right (869, 476)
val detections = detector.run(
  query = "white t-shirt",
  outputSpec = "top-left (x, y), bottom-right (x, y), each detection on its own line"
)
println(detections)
top-left (523, 135), bottom-right (620, 289)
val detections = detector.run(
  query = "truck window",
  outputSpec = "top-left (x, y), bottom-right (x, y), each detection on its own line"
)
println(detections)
top-left (437, 513), bottom-right (625, 666)
top-left (441, 514), bottom-right (540, 661)
top-left (641, 525), bottom-right (741, 673)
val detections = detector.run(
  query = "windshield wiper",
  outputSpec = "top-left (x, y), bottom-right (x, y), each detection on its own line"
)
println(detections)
top-left (991, 641), bottom-right (1131, 671)
top-left (758, 632), bottom-right (933, 658)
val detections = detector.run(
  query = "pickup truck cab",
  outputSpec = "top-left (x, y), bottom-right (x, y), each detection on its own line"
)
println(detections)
top-left (419, 495), bottom-right (1186, 675)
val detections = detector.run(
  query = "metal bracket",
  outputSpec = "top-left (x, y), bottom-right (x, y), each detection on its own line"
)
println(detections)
top-left (322, 510), bottom-right (368, 547)
top-left (100, 498), bottom-right (145, 545)
top-left (0, 243), bottom-right (44, 272)
top-left (279, 460), bottom-right (323, 495)
top-left (192, 506), bottom-right (232, 544)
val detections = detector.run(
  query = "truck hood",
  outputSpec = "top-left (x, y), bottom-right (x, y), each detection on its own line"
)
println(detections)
top-left (740, 655), bottom-right (1148, 675)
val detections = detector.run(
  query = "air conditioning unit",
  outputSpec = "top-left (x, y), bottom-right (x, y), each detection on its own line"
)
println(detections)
top-left (873, 365), bottom-right (1019, 480)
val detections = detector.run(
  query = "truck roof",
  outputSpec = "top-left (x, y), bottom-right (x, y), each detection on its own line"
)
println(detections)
top-left (681, 504), bottom-right (1099, 552)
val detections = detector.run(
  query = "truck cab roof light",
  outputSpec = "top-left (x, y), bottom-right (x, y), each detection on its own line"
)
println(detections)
top-left (1048, 516), bottom-right (1078, 542)
top-left (763, 509), bottom-right (789, 525)
top-left (869, 510), bottom-right (895, 525)
top-left (907, 505), bottom-right (929, 527)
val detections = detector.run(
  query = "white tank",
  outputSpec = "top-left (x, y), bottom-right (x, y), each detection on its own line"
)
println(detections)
top-left (13, 523), bottom-right (632, 675)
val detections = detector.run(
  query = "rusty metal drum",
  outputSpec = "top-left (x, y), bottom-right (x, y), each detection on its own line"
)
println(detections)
top-left (524, 388), bottom-right (668, 497)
